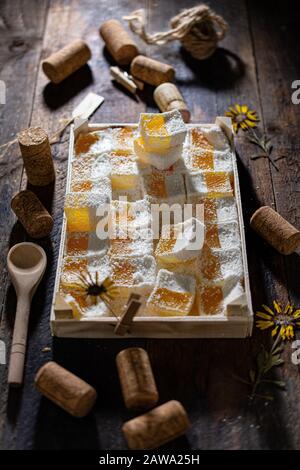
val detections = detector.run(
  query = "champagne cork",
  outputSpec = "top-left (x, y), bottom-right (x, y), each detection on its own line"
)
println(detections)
top-left (18, 127), bottom-right (55, 186)
top-left (154, 83), bottom-right (190, 123)
top-left (42, 39), bottom-right (91, 84)
top-left (123, 400), bottom-right (190, 450)
top-left (130, 55), bottom-right (175, 87)
top-left (11, 190), bottom-right (53, 239)
top-left (35, 361), bottom-right (97, 418)
top-left (250, 206), bottom-right (300, 255)
top-left (116, 348), bottom-right (159, 410)
top-left (100, 19), bottom-right (139, 66)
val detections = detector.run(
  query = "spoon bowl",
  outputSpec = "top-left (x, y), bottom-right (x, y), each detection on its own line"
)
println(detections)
top-left (7, 242), bottom-right (47, 387)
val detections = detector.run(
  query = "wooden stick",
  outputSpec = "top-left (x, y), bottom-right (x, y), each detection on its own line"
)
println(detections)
top-left (114, 293), bottom-right (141, 336)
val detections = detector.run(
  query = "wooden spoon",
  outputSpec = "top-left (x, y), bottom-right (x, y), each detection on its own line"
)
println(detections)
top-left (7, 242), bottom-right (47, 387)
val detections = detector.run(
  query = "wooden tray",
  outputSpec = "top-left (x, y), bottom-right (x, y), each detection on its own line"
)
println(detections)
top-left (50, 117), bottom-right (253, 338)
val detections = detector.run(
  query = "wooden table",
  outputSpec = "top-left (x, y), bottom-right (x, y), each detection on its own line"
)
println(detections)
top-left (1, 0), bottom-right (300, 450)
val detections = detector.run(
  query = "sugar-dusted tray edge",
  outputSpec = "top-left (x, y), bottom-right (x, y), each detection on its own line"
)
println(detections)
top-left (50, 117), bottom-right (253, 338)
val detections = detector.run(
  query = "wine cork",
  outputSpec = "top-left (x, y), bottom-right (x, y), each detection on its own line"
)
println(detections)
top-left (42, 39), bottom-right (91, 84)
top-left (116, 348), bottom-right (158, 410)
top-left (11, 190), bottom-right (53, 239)
top-left (250, 206), bottom-right (300, 255)
top-left (100, 19), bottom-right (139, 66)
top-left (123, 400), bottom-right (190, 450)
top-left (130, 55), bottom-right (175, 87)
top-left (154, 83), bottom-right (190, 123)
top-left (18, 127), bottom-right (55, 186)
top-left (35, 361), bottom-right (97, 418)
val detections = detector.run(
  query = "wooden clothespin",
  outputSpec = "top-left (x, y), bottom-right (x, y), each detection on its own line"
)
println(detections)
top-left (114, 293), bottom-right (141, 336)
top-left (110, 66), bottom-right (144, 95)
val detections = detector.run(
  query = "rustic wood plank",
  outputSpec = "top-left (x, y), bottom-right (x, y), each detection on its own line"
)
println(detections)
top-left (247, 0), bottom-right (300, 447)
top-left (1, 0), bottom-right (300, 451)
top-left (145, 0), bottom-right (294, 450)
top-left (1, 0), bottom-right (147, 450)
top-left (0, 0), bottom-right (50, 448)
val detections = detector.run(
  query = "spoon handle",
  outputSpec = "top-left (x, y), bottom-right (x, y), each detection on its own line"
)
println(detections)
top-left (8, 295), bottom-right (31, 387)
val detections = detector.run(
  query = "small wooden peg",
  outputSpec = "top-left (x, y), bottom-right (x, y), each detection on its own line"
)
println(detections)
top-left (110, 66), bottom-right (137, 94)
top-left (114, 293), bottom-right (141, 336)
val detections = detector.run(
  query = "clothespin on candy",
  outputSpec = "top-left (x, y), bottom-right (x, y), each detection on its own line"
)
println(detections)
top-left (114, 293), bottom-right (142, 336)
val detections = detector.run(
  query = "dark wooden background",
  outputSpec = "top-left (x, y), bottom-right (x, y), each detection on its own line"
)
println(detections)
top-left (0, 0), bottom-right (300, 450)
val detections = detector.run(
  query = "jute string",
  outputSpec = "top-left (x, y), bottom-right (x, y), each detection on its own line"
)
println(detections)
top-left (124, 5), bottom-right (228, 60)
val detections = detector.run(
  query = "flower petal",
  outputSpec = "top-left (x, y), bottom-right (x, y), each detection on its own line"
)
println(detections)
top-left (233, 122), bottom-right (238, 133)
top-left (273, 300), bottom-right (282, 313)
top-left (293, 309), bottom-right (300, 319)
top-left (247, 111), bottom-right (259, 121)
top-left (235, 104), bottom-right (242, 113)
top-left (280, 325), bottom-right (286, 340)
top-left (241, 105), bottom-right (248, 113)
top-left (262, 304), bottom-right (275, 316)
top-left (271, 325), bottom-right (279, 336)
top-left (256, 311), bottom-right (272, 320)
top-left (256, 320), bottom-right (273, 330)
top-left (245, 119), bottom-right (258, 128)
top-left (228, 106), bottom-right (239, 115)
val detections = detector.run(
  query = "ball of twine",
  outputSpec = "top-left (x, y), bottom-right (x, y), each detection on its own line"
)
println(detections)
top-left (124, 5), bottom-right (228, 60)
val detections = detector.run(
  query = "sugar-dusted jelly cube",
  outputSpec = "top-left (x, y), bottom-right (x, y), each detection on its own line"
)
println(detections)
top-left (156, 257), bottom-right (197, 278)
top-left (64, 192), bottom-right (110, 232)
top-left (139, 110), bottom-right (186, 152)
top-left (111, 126), bottom-right (136, 150)
top-left (197, 281), bottom-right (245, 316)
top-left (197, 244), bottom-right (244, 285)
top-left (185, 172), bottom-right (233, 200)
top-left (190, 125), bottom-right (229, 152)
top-left (155, 217), bottom-right (205, 263)
top-left (205, 221), bottom-right (240, 250)
top-left (185, 148), bottom-right (214, 172)
top-left (71, 153), bottom-right (111, 179)
top-left (110, 255), bottom-right (156, 296)
top-left (142, 170), bottom-right (186, 204)
top-left (110, 198), bottom-right (152, 232)
top-left (188, 197), bottom-right (238, 225)
top-left (74, 129), bottom-right (113, 157)
top-left (112, 184), bottom-right (144, 203)
top-left (60, 255), bottom-right (111, 290)
top-left (59, 292), bottom-right (127, 319)
top-left (134, 136), bottom-right (183, 170)
top-left (147, 269), bottom-right (196, 316)
top-left (109, 228), bottom-right (153, 258)
top-left (185, 148), bottom-right (233, 174)
top-left (70, 176), bottom-right (112, 194)
top-left (65, 232), bottom-right (109, 257)
top-left (111, 156), bottom-right (140, 190)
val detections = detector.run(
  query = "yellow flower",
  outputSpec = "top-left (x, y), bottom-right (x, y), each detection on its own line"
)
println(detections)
top-left (225, 104), bottom-right (259, 133)
top-left (62, 272), bottom-right (119, 306)
top-left (256, 300), bottom-right (300, 340)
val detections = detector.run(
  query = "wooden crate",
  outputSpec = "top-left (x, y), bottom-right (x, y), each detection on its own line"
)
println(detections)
top-left (50, 117), bottom-right (253, 338)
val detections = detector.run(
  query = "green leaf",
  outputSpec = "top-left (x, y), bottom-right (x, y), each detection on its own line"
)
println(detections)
top-left (272, 380), bottom-right (285, 389)
top-left (249, 369), bottom-right (256, 383)
top-left (250, 154), bottom-right (267, 160)
top-left (271, 346), bottom-right (283, 355)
